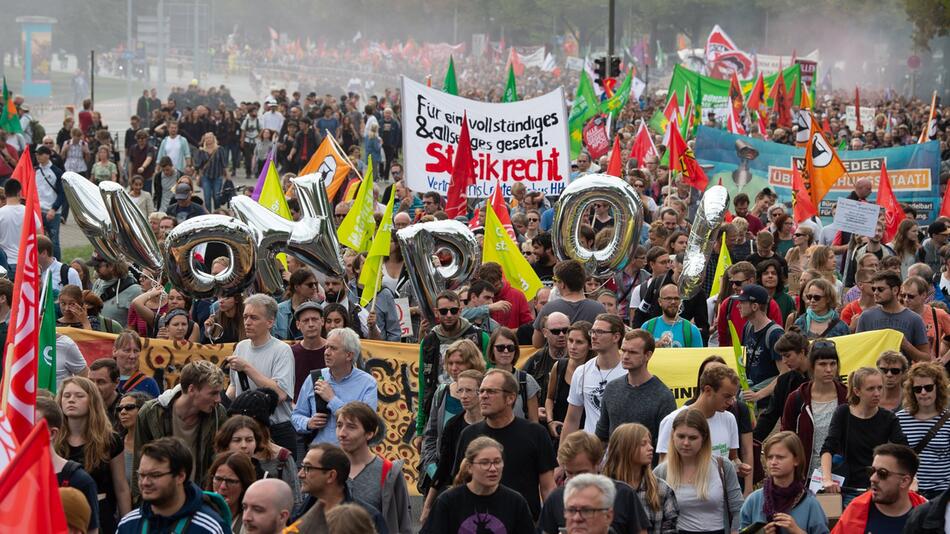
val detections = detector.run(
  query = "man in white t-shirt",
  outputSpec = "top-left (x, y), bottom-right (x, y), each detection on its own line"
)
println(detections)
top-left (38, 235), bottom-right (81, 295)
top-left (559, 314), bottom-right (626, 446)
top-left (0, 178), bottom-right (25, 268)
top-left (657, 365), bottom-right (741, 461)
top-left (156, 121), bottom-right (192, 172)
top-left (56, 334), bottom-right (90, 389)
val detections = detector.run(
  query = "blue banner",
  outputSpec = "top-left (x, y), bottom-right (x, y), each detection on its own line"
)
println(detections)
top-left (693, 126), bottom-right (942, 223)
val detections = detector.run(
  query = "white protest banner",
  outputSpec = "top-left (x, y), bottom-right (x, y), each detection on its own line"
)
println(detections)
top-left (565, 56), bottom-right (584, 71)
top-left (844, 106), bottom-right (876, 131)
top-left (832, 197), bottom-right (880, 237)
top-left (401, 76), bottom-right (571, 198)
top-left (395, 297), bottom-right (413, 338)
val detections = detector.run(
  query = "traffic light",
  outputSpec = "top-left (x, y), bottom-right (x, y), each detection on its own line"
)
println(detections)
top-left (593, 56), bottom-right (622, 84)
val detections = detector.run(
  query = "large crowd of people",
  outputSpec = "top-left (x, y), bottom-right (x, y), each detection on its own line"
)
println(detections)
top-left (0, 51), bottom-right (948, 534)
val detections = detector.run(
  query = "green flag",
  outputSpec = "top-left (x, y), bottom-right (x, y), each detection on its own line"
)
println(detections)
top-left (38, 275), bottom-right (57, 393)
top-left (599, 70), bottom-right (632, 117)
top-left (503, 64), bottom-right (519, 103)
top-left (0, 77), bottom-right (22, 134)
top-left (568, 70), bottom-right (599, 159)
top-left (443, 56), bottom-right (458, 96)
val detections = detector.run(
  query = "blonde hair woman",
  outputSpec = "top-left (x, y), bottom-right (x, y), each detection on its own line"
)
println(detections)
top-left (195, 131), bottom-right (229, 210)
top-left (653, 409), bottom-right (742, 534)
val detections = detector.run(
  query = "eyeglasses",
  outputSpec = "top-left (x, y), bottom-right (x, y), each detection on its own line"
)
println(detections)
top-left (589, 329), bottom-right (616, 336)
top-left (900, 292), bottom-right (918, 299)
top-left (138, 471), bottom-right (174, 482)
top-left (299, 464), bottom-right (332, 475)
top-left (116, 404), bottom-right (139, 412)
top-left (494, 344), bottom-right (516, 353)
top-left (548, 328), bottom-right (569, 336)
top-left (879, 367), bottom-right (904, 376)
top-left (472, 459), bottom-right (504, 469)
top-left (564, 507), bottom-right (610, 519)
top-left (729, 279), bottom-right (747, 286)
top-left (913, 383), bottom-right (936, 394)
top-left (865, 466), bottom-right (909, 481)
top-left (805, 294), bottom-right (824, 301)
top-left (438, 307), bottom-right (460, 316)
top-left (213, 475), bottom-right (242, 486)
top-left (478, 387), bottom-right (511, 396)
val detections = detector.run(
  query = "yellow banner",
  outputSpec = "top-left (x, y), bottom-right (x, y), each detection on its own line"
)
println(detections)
top-left (57, 327), bottom-right (902, 494)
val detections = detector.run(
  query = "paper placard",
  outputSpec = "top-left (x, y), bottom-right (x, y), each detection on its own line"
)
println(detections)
top-left (808, 468), bottom-right (845, 494)
top-left (831, 197), bottom-right (880, 237)
top-left (395, 297), bottom-right (413, 338)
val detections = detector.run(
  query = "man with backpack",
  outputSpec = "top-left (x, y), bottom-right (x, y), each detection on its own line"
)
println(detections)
top-left (736, 284), bottom-right (787, 408)
top-left (38, 235), bottom-right (81, 296)
top-left (641, 284), bottom-right (703, 348)
top-left (336, 401), bottom-right (412, 534)
top-left (118, 437), bottom-right (231, 534)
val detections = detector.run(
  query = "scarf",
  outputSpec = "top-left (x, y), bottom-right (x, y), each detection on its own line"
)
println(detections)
top-left (762, 476), bottom-right (806, 519)
top-left (805, 307), bottom-right (836, 333)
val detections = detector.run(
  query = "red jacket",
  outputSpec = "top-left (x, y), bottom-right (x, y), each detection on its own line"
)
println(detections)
top-left (831, 489), bottom-right (927, 534)
top-left (492, 280), bottom-right (534, 329)
top-left (716, 294), bottom-right (784, 347)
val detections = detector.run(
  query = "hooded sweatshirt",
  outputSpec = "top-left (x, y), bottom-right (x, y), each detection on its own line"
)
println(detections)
top-left (117, 481), bottom-right (230, 534)
top-left (133, 385), bottom-right (227, 499)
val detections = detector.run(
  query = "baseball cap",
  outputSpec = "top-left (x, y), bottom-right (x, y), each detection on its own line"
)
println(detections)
top-left (174, 183), bottom-right (192, 200)
top-left (733, 284), bottom-right (770, 306)
top-left (294, 301), bottom-right (324, 320)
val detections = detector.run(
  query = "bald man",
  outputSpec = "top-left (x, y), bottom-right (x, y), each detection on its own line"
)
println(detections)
top-left (242, 479), bottom-right (294, 534)
top-left (393, 211), bottom-right (412, 231)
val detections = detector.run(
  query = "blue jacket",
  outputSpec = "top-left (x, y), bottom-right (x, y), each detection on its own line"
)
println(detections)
top-left (739, 486), bottom-right (829, 534)
top-left (117, 481), bottom-right (230, 534)
top-left (291, 367), bottom-right (378, 445)
top-left (272, 298), bottom-right (300, 340)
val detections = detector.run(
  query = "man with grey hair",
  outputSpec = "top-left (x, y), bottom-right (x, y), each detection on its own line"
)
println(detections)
top-left (227, 293), bottom-right (298, 455)
top-left (563, 473), bottom-right (620, 534)
top-left (242, 478), bottom-right (294, 534)
top-left (292, 327), bottom-right (378, 446)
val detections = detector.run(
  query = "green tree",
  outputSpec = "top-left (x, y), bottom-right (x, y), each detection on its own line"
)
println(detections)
top-left (904, 0), bottom-right (950, 50)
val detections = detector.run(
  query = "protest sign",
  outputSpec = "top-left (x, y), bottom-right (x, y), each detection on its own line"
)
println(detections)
top-left (845, 106), bottom-right (876, 131)
top-left (832, 198), bottom-right (881, 237)
top-left (401, 76), bottom-right (571, 198)
top-left (394, 297), bottom-right (413, 338)
top-left (59, 327), bottom-right (901, 494)
top-left (694, 126), bottom-right (942, 222)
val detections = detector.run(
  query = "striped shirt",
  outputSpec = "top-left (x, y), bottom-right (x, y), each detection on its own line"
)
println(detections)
top-left (896, 410), bottom-right (950, 493)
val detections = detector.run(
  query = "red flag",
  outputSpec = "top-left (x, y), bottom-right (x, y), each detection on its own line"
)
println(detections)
top-left (791, 163), bottom-right (818, 223)
top-left (662, 91), bottom-right (680, 122)
top-left (629, 121), bottom-right (658, 168)
top-left (10, 150), bottom-right (34, 190)
top-left (877, 161), bottom-right (905, 242)
top-left (770, 68), bottom-right (792, 128)
top-left (747, 72), bottom-right (766, 112)
top-left (1, 143), bottom-right (41, 442)
top-left (606, 135), bottom-right (623, 177)
top-left (445, 112), bottom-right (475, 219)
top-left (727, 103), bottom-right (747, 135)
top-left (666, 120), bottom-right (709, 191)
top-left (729, 71), bottom-right (744, 114)
top-left (940, 176), bottom-right (950, 219)
top-left (490, 180), bottom-right (517, 241)
top-left (854, 86), bottom-right (862, 131)
top-left (0, 420), bottom-right (68, 533)
top-left (467, 209), bottom-right (480, 229)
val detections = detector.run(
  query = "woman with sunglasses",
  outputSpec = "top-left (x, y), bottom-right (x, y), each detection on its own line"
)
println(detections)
top-left (794, 279), bottom-right (850, 339)
top-left (820, 367), bottom-right (907, 506)
top-left (896, 362), bottom-right (950, 499)
top-left (116, 391), bottom-right (149, 486)
top-left (739, 432), bottom-right (829, 534)
top-left (591, 202), bottom-right (614, 233)
top-left (545, 322), bottom-right (593, 439)
top-left (488, 327), bottom-right (540, 422)
top-left (782, 339), bottom-right (848, 479)
top-left (525, 209), bottom-right (542, 240)
top-left (274, 268), bottom-right (320, 340)
top-left (422, 436), bottom-right (534, 534)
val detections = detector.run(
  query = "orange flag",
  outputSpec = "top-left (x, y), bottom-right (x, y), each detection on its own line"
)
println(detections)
top-left (792, 162), bottom-right (817, 223)
top-left (804, 114), bottom-right (848, 209)
top-left (747, 72), bottom-right (766, 113)
top-left (877, 161), bottom-right (905, 242)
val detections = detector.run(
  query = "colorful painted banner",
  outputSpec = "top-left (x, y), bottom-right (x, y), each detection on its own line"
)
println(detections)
top-left (693, 125), bottom-right (942, 223)
top-left (57, 327), bottom-right (901, 494)
top-left (401, 76), bottom-right (571, 198)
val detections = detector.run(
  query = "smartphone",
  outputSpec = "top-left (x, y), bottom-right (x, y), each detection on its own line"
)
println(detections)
top-left (310, 370), bottom-right (330, 415)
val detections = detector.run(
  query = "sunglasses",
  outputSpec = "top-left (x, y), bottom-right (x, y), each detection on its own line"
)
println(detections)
top-left (305, 282), bottom-right (319, 289)
top-left (528, 218), bottom-right (539, 222)
top-left (913, 384), bottom-right (936, 394)
top-left (870, 286), bottom-right (889, 293)
top-left (117, 405), bottom-right (138, 412)
top-left (729, 279), bottom-right (746, 286)
top-left (865, 466), bottom-right (909, 481)
top-left (548, 328), bottom-right (569, 336)
top-left (494, 344), bottom-right (516, 353)
top-left (805, 294), bottom-right (824, 301)
top-left (438, 307), bottom-right (460, 316)
top-left (793, 233), bottom-right (807, 237)
top-left (879, 367), bottom-right (904, 376)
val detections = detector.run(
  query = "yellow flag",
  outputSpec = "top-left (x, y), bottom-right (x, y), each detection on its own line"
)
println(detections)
top-left (709, 232), bottom-right (733, 297)
top-left (336, 156), bottom-right (377, 252)
top-left (482, 203), bottom-right (543, 300)
top-left (358, 188), bottom-right (396, 307)
top-left (257, 157), bottom-right (291, 267)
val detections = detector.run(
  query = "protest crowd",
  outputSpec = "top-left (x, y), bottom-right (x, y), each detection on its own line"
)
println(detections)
top-left (0, 22), bottom-right (949, 534)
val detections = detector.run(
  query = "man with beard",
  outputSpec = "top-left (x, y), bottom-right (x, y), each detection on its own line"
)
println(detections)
top-left (523, 312), bottom-right (570, 403)
top-left (856, 271), bottom-right (930, 362)
top-left (833, 444), bottom-right (925, 533)
top-left (641, 284), bottom-right (703, 347)
top-left (118, 438), bottom-right (230, 533)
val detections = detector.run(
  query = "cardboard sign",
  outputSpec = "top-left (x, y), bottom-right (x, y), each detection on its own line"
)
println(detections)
top-left (395, 297), bottom-right (413, 338)
top-left (831, 197), bottom-right (880, 237)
